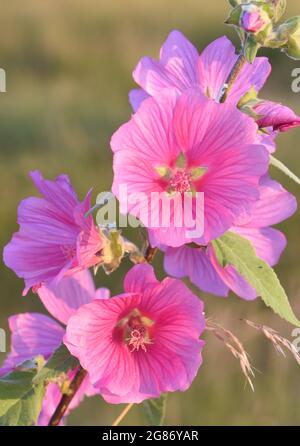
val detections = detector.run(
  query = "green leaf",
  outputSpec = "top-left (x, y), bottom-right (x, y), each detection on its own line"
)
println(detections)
top-left (270, 155), bottom-right (300, 185)
top-left (244, 35), bottom-right (260, 63)
top-left (212, 232), bottom-right (300, 327)
top-left (142, 394), bottom-right (167, 426)
top-left (225, 5), bottom-right (243, 26)
top-left (33, 343), bottom-right (79, 385)
top-left (0, 368), bottom-right (45, 426)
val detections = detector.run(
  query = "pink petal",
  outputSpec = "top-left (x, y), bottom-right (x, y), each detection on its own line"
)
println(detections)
top-left (0, 313), bottom-right (64, 375)
top-left (254, 101), bottom-right (300, 132)
top-left (208, 247), bottom-right (257, 300)
top-left (38, 270), bottom-right (97, 325)
top-left (257, 132), bottom-right (276, 154)
top-left (163, 245), bottom-right (229, 296)
top-left (111, 89), bottom-right (179, 163)
top-left (129, 89), bottom-right (150, 112)
top-left (124, 263), bottom-right (159, 294)
top-left (30, 170), bottom-right (79, 222)
top-left (231, 226), bottom-right (286, 267)
top-left (133, 30), bottom-right (199, 96)
top-left (234, 175), bottom-right (297, 228)
top-left (198, 36), bottom-right (271, 103)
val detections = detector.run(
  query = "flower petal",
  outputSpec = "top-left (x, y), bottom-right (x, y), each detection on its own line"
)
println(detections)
top-left (198, 36), bottom-right (271, 103)
top-left (38, 270), bottom-right (98, 325)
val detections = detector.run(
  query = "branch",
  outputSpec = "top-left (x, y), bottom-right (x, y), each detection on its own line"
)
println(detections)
top-left (219, 53), bottom-right (246, 103)
top-left (48, 366), bottom-right (88, 426)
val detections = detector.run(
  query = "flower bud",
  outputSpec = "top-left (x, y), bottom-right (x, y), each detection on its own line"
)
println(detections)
top-left (240, 4), bottom-right (272, 34)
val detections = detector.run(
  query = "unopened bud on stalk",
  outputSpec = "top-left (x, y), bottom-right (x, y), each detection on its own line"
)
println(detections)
top-left (240, 4), bottom-right (272, 34)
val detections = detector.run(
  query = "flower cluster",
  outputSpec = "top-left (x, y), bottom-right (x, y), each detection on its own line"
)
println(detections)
top-left (1, 28), bottom-right (299, 425)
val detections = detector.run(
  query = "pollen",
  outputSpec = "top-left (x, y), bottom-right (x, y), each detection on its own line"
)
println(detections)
top-left (169, 170), bottom-right (192, 194)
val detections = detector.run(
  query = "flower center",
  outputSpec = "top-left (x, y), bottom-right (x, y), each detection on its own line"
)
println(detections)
top-left (127, 326), bottom-right (151, 352)
top-left (117, 309), bottom-right (154, 353)
top-left (169, 170), bottom-right (192, 194)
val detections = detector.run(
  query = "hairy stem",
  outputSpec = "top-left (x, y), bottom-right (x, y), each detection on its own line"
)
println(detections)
top-left (48, 366), bottom-right (88, 426)
top-left (219, 53), bottom-right (246, 103)
top-left (112, 403), bottom-right (134, 426)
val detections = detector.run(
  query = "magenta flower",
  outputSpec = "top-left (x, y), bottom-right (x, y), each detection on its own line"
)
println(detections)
top-left (129, 31), bottom-right (300, 136)
top-left (129, 31), bottom-right (271, 109)
top-left (163, 176), bottom-right (297, 300)
top-left (3, 170), bottom-right (105, 295)
top-left (111, 87), bottom-right (268, 247)
top-left (65, 264), bottom-right (205, 404)
top-left (0, 270), bottom-right (109, 425)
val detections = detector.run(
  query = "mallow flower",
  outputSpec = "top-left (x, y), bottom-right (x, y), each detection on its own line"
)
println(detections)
top-left (65, 264), bottom-right (205, 404)
top-left (129, 30), bottom-right (300, 136)
top-left (111, 87), bottom-right (269, 248)
top-left (163, 175), bottom-right (297, 300)
top-left (3, 170), bottom-right (106, 295)
top-left (0, 270), bottom-right (109, 425)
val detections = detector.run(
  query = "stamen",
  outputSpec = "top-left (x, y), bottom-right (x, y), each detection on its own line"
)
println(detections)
top-left (127, 327), bottom-right (152, 352)
top-left (169, 170), bottom-right (192, 194)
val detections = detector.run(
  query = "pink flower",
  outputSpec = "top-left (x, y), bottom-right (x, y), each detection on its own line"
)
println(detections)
top-left (163, 176), bottom-right (297, 300)
top-left (0, 270), bottom-right (109, 425)
top-left (3, 170), bottom-right (105, 295)
top-left (65, 264), bottom-right (205, 404)
top-left (111, 87), bottom-right (268, 247)
top-left (129, 31), bottom-right (271, 109)
top-left (129, 31), bottom-right (300, 135)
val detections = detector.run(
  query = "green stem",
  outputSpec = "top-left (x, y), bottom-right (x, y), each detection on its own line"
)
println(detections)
top-left (48, 366), bottom-right (88, 426)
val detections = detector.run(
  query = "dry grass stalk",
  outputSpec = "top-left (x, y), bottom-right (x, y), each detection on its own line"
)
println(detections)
top-left (243, 319), bottom-right (300, 366)
top-left (206, 318), bottom-right (255, 391)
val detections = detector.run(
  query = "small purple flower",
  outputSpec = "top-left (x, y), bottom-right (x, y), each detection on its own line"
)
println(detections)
top-left (3, 171), bottom-right (106, 295)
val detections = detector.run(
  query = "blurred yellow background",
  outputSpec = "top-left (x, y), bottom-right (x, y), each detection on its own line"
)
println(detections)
top-left (1, 0), bottom-right (300, 425)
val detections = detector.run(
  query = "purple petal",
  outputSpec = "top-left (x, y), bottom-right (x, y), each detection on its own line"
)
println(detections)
top-left (255, 101), bottom-right (300, 132)
top-left (38, 270), bottom-right (97, 325)
top-left (198, 36), bottom-right (271, 103)
top-left (129, 89), bottom-right (150, 112)
top-left (133, 30), bottom-right (199, 96)
top-left (163, 245), bottom-right (229, 296)
top-left (0, 313), bottom-right (64, 375)
top-left (234, 175), bottom-right (297, 228)
top-left (231, 226), bottom-right (286, 267)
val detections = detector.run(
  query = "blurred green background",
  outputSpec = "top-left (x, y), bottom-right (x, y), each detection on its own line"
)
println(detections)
top-left (1, 0), bottom-right (300, 426)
